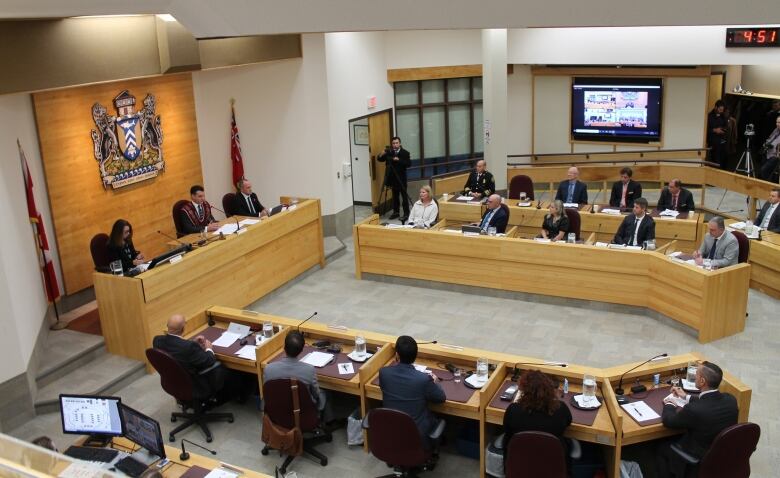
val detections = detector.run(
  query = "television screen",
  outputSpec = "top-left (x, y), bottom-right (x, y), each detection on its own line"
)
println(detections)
top-left (571, 77), bottom-right (663, 143)
top-left (119, 403), bottom-right (166, 459)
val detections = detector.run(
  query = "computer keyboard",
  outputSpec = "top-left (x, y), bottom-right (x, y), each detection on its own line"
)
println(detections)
top-left (114, 456), bottom-right (150, 477)
top-left (63, 446), bottom-right (119, 463)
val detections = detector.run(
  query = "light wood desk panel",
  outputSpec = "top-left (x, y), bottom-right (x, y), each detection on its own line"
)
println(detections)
top-left (724, 222), bottom-right (780, 299)
top-left (94, 199), bottom-right (325, 366)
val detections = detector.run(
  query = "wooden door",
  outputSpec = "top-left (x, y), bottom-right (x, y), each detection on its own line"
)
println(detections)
top-left (368, 110), bottom-right (393, 212)
top-left (708, 73), bottom-right (725, 110)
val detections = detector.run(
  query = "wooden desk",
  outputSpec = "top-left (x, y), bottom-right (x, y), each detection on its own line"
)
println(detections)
top-left (94, 198), bottom-right (325, 367)
top-left (353, 218), bottom-right (751, 343)
top-left (725, 220), bottom-right (780, 299)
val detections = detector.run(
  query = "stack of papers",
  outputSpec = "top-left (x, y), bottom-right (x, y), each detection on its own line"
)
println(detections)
top-left (443, 229), bottom-right (462, 233)
top-left (300, 351), bottom-right (335, 367)
top-left (413, 364), bottom-right (429, 373)
top-left (563, 203), bottom-right (579, 208)
top-left (663, 393), bottom-right (688, 408)
top-left (621, 401), bottom-right (660, 422)
top-left (212, 332), bottom-right (241, 348)
top-left (456, 195), bottom-right (474, 201)
top-left (385, 223), bottom-right (404, 229)
top-left (595, 242), bottom-right (609, 248)
top-left (235, 345), bottom-right (256, 360)
top-left (534, 238), bottom-right (551, 243)
top-left (607, 243), bottom-right (627, 249)
top-left (517, 201), bottom-right (532, 207)
top-left (600, 208), bottom-right (622, 215)
top-left (658, 209), bottom-right (680, 217)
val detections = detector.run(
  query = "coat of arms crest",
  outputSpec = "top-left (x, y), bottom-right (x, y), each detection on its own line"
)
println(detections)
top-left (90, 90), bottom-right (164, 189)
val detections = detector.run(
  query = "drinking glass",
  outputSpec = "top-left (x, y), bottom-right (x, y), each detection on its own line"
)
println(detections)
top-left (263, 321), bottom-right (274, 339)
top-left (488, 227), bottom-right (497, 236)
top-left (745, 220), bottom-right (754, 235)
top-left (110, 260), bottom-right (123, 276)
top-left (567, 233), bottom-right (576, 244)
top-left (476, 357), bottom-right (489, 382)
top-left (593, 205), bottom-right (600, 213)
top-left (453, 368), bottom-right (462, 383)
top-left (582, 374), bottom-right (597, 399)
top-left (355, 335), bottom-right (367, 357)
top-left (520, 192), bottom-right (527, 200)
top-left (670, 374), bottom-right (680, 389)
top-left (686, 361), bottom-right (698, 384)
top-left (645, 239), bottom-right (656, 251)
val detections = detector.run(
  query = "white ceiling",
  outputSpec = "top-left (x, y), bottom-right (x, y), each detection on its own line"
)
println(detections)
top-left (3, 0), bottom-right (780, 38)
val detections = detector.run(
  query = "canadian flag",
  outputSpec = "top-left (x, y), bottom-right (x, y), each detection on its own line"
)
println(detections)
top-left (19, 140), bottom-right (60, 302)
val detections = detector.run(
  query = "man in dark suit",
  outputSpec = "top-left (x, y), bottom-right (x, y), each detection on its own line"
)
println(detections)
top-left (179, 185), bottom-right (220, 235)
top-left (379, 335), bottom-right (445, 448)
top-left (657, 361), bottom-right (738, 477)
top-left (555, 167), bottom-right (588, 204)
top-left (756, 188), bottom-right (780, 233)
top-left (462, 160), bottom-right (496, 199)
top-left (152, 314), bottom-right (225, 398)
top-left (232, 178), bottom-right (268, 218)
top-left (474, 194), bottom-right (508, 233)
top-left (657, 179), bottom-right (695, 213)
top-left (609, 167), bottom-right (642, 209)
top-left (612, 198), bottom-right (655, 246)
top-left (378, 136), bottom-right (412, 221)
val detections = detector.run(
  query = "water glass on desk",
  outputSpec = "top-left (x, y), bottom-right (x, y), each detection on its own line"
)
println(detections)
top-left (567, 233), bottom-right (576, 244)
top-left (476, 357), bottom-right (489, 382)
top-left (582, 374), bottom-right (597, 398)
top-left (263, 321), bottom-right (274, 339)
top-left (520, 192), bottom-right (527, 200)
top-left (453, 368), bottom-right (462, 383)
top-left (687, 361), bottom-right (698, 383)
top-left (643, 239), bottom-right (656, 251)
top-left (355, 335), bottom-right (366, 358)
top-left (488, 227), bottom-right (497, 236)
top-left (110, 260), bottom-right (123, 276)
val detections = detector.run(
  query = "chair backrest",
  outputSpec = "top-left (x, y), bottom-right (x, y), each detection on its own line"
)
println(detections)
top-left (508, 175), bottom-right (535, 200)
top-left (172, 200), bottom-right (189, 238)
top-left (146, 348), bottom-right (194, 403)
top-left (222, 193), bottom-right (237, 217)
top-left (505, 431), bottom-right (567, 478)
top-left (564, 208), bottom-right (581, 240)
top-left (89, 233), bottom-right (111, 271)
top-left (262, 379), bottom-right (320, 432)
top-left (731, 230), bottom-right (750, 263)
top-left (697, 422), bottom-right (760, 478)
top-left (366, 408), bottom-right (428, 469)
top-left (500, 203), bottom-right (511, 223)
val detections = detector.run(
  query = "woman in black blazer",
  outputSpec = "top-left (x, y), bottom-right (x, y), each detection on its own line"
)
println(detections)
top-left (540, 200), bottom-right (570, 241)
top-left (107, 219), bottom-right (144, 272)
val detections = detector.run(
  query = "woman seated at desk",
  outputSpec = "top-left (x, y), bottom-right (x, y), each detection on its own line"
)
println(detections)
top-left (406, 185), bottom-right (439, 228)
top-left (502, 370), bottom-right (573, 468)
top-left (107, 219), bottom-right (144, 272)
top-left (540, 200), bottom-right (570, 241)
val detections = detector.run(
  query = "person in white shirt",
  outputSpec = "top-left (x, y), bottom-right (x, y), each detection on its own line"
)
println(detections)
top-left (406, 185), bottom-right (439, 228)
top-left (755, 188), bottom-right (780, 233)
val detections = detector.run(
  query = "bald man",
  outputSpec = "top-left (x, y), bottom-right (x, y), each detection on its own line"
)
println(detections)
top-left (153, 314), bottom-right (225, 396)
top-left (555, 167), bottom-right (588, 204)
top-left (462, 160), bottom-right (496, 199)
top-left (475, 194), bottom-right (508, 233)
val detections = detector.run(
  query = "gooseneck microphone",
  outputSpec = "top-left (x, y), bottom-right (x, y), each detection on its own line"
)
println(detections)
top-left (297, 311), bottom-right (318, 332)
top-left (536, 190), bottom-right (548, 209)
top-left (511, 361), bottom-right (567, 381)
top-left (417, 340), bottom-right (438, 345)
top-left (615, 353), bottom-right (668, 403)
top-left (180, 439), bottom-right (217, 461)
top-left (591, 187), bottom-right (603, 208)
top-left (210, 204), bottom-right (242, 234)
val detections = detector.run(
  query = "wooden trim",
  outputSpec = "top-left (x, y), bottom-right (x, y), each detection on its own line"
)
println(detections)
top-left (388, 64), bottom-right (483, 82)
top-left (531, 65), bottom-right (712, 78)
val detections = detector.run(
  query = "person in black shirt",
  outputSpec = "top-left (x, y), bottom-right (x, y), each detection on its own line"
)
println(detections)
top-left (541, 200), bottom-right (570, 241)
top-left (378, 136), bottom-right (412, 221)
top-left (462, 160), bottom-right (496, 199)
top-left (502, 370), bottom-right (572, 467)
top-left (107, 219), bottom-right (144, 272)
top-left (707, 100), bottom-right (729, 169)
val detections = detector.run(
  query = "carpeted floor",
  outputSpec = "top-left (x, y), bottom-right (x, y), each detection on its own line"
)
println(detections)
top-left (65, 308), bottom-right (102, 336)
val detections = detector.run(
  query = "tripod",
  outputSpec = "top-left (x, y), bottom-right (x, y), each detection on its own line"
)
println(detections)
top-left (377, 157), bottom-right (413, 220)
top-left (735, 133), bottom-right (756, 177)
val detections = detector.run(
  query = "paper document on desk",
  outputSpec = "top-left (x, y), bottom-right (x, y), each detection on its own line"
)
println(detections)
top-left (337, 362), bottom-right (355, 375)
top-left (595, 242), bottom-right (609, 248)
top-left (534, 238), bottom-right (551, 243)
top-left (203, 468), bottom-right (241, 478)
top-left (212, 331), bottom-right (241, 348)
top-left (456, 195), bottom-right (473, 201)
top-left (385, 223), bottom-right (404, 229)
top-left (239, 218), bottom-right (260, 227)
top-left (300, 351), bottom-right (335, 367)
top-left (235, 345), bottom-right (256, 361)
top-left (227, 322), bottom-right (250, 338)
top-left (517, 202), bottom-right (532, 207)
top-left (663, 393), bottom-right (688, 408)
top-left (658, 209), bottom-right (680, 217)
top-left (621, 401), bottom-right (660, 422)
top-left (443, 229), bottom-right (462, 233)
top-left (413, 364), bottom-right (429, 373)
top-left (563, 203), bottom-right (579, 208)
top-left (58, 462), bottom-right (104, 478)
top-left (213, 223), bottom-right (239, 235)
top-left (600, 208), bottom-right (622, 215)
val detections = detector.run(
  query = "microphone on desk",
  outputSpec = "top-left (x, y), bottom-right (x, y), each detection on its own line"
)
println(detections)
top-left (615, 353), bottom-right (668, 404)
top-left (511, 361), bottom-right (567, 382)
top-left (297, 311), bottom-right (318, 332)
top-left (591, 187), bottom-right (603, 210)
top-left (156, 230), bottom-right (194, 251)
top-left (210, 204), bottom-right (242, 234)
top-left (417, 340), bottom-right (438, 345)
top-left (180, 439), bottom-right (217, 461)
top-left (536, 191), bottom-right (548, 209)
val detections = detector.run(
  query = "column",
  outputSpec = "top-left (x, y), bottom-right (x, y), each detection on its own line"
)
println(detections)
top-left (481, 29), bottom-right (508, 191)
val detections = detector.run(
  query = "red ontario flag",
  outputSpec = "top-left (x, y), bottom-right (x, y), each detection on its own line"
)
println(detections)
top-left (230, 100), bottom-right (245, 186)
top-left (19, 139), bottom-right (60, 302)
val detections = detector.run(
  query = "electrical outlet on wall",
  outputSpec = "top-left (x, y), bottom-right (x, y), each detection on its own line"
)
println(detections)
top-left (342, 162), bottom-right (352, 179)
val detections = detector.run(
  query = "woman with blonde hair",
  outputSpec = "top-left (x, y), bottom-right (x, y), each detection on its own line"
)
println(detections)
top-left (540, 200), bottom-right (570, 241)
top-left (406, 185), bottom-right (439, 228)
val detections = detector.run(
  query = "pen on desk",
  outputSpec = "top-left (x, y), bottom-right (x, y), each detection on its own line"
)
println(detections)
top-left (633, 405), bottom-right (643, 417)
top-left (220, 462), bottom-right (243, 474)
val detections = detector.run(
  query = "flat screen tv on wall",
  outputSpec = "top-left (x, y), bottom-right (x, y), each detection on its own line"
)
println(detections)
top-left (571, 77), bottom-right (663, 144)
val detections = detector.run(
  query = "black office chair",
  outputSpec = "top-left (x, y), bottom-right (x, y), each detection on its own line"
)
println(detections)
top-left (671, 422), bottom-right (760, 478)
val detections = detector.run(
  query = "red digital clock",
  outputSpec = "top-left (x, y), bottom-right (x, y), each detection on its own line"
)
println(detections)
top-left (726, 27), bottom-right (780, 47)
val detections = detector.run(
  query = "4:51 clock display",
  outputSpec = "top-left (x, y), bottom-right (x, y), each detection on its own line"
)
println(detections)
top-left (726, 27), bottom-right (780, 47)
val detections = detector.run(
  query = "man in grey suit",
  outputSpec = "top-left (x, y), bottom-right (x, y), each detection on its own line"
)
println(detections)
top-left (263, 331), bottom-right (327, 414)
top-left (694, 216), bottom-right (739, 268)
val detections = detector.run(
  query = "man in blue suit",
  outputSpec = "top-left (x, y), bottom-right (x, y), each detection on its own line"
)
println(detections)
top-left (555, 167), bottom-right (588, 204)
top-left (379, 335), bottom-right (446, 447)
top-left (476, 194), bottom-right (509, 233)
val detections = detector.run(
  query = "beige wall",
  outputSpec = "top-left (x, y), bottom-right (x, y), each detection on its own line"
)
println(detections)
top-left (741, 65), bottom-right (780, 97)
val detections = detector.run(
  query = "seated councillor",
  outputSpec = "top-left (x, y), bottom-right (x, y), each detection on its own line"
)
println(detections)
top-left (263, 331), bottom-right (327, 415)
top-left (755, 187), bottom-right (780, 233)
top-left (609, 167), bottom-right (642, 209)
top-left (612, 198), bottom-right (655, 246)
top-left (152, 314), bottom-right (226, 398)
top-left (107, 219), bottom-right (144, 272)
top-left (232, 178), bottom-right (269, 218)
top-left (554, 167), bottom-right (588, 205)
top-left (474, 194), bottom-right (508, 234)
top-left (379, 335), bottom-right (446, 448)
top-left (541, 200), bottom-right (570, 241)
top-left (657, 361), bottom-right (738, 477)
top-left (180, 185), bottom-right (219, 235)
top-left (407, 185), bottom-right (439, 228)
top-left (657, 179), bottom-right (695, 213)
top-left (502, 370), bottom-right (572, 468)
top-left (693, 216), bottom-right (739, 268)
top-left (462, 160), bottom-right (496, 199)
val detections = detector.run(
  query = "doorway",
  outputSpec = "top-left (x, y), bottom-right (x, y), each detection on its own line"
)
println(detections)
top-left (347, 109), bottom-right (394, 219)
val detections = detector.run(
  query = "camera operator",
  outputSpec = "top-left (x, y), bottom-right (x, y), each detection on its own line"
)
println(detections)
top-left (378, 136), bottom-right (412, 221)
top-left (760, 116), bottom-right (780, 181)
top-left (707, 100), bottom-right (728, 169)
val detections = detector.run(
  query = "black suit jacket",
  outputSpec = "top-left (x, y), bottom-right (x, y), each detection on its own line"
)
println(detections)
top-left (555, 180), bottom-right (588, 204)
top-left (662, 391), bottom-right (738, 459)
top-left (613, 214), bottom-right (655, 245)
top-left (657, 187), bottom-right (695, 213)
top-left (480, 206), bottom-right (509, 233)
top-left (756, 202), bottom-right (780, 233)
top-left (462, 170), bottom-right (496, 197)
top-left (609, 180), bottom-right (642, 208)
top-left (378, 147), bottom-right (411, 186)
top-left (153, 334), bottom-right (222, 398)
top-left (232, 192), bottom-right (265, 217)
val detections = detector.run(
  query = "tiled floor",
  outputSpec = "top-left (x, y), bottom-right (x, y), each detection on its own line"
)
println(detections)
top-left (11, 191), bottom-right (778, 477)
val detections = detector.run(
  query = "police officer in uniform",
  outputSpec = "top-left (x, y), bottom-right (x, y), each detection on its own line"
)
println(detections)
top-left (462, 160), bottom-right (496, 199)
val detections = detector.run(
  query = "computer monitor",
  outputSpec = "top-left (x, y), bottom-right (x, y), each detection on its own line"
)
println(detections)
top-left (119, 404), bottom-right (166, 461)
top-left (147, 243), bottom-right (191, 270)
top-left (60, 394), bottom-right (123, 439)
top-left (269, 204), bottom-right (285, 216)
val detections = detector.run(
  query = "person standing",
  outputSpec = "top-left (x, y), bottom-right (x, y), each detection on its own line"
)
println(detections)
top-left (707, 100), bottom-right (729, 169)
top-left (378, 136), bottom-right (411, 221)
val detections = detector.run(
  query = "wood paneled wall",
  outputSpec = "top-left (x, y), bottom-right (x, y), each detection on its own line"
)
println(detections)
top-left (33, 74), bottom-right (204, 294)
